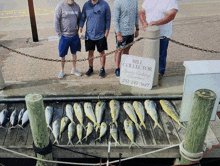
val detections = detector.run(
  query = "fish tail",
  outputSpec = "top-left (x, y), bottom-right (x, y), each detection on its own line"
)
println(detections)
top-left (140, 122), bottom-right (147, 129)
top-left (135, 123), bottom-right (142, 131)
top-left (82, 136), bottom-right (87, 141)
top-left (95, 124), bottom-right (100, 132)
top-left (114, 121), bottom-right (118, 128)
top-left (53, 139), bottom-right (59, 145)
top-left (0, 126), bottom-right (6, 130)
top-left (178, 123), bottom-right (186, 131)
top-left (95, 137), bottom-right (101, 142)
top-left (17, 125), bottom-right (24, 129)
top-left (154, 122), bottom-right (163, 131)
top-left (67, 140), bottom-right (74, 146)
top-left (82, 125), bottom-right (86, 130)
top-left (48, 125), bottom-right (53, 132)
top-left (76, 140), bottom-right (82, 145)
top-left (9, 126), bottom-right (17, 130)
top-left (116, 141), bottom-right (121, 146)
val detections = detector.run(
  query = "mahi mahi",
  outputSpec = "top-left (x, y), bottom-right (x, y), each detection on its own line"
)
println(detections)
top-left (124, 119), bottom-right (140, 149)
top-left (0, 109), bottom-right (8, 129)
top-left (45, 106), bottom-right (53, 131)
top-left (18, 108), bottom-right (25, 124)
top-left (95, 101), bottom-right (106, 132)
top-left (65, 104), bottom-right (75, 123)
top-left (95, 122), bottom-right (107, 142)
top-left (133, 101), bottom-right (146, 129)
top-left (9, 109), bottom-right (19, 129)
top-left (76, 124), bottom-right (83, 145)
top-left (83, 122), bottom-right (94, 141)
top-left (110, 124), bottom-right (120, 147)
top-left (84, 102), bottom-right (97, 127)
top-left (144, 100), bottom-right (163, 130)
top-left (109, 100), bottom-right (120, 128)
top-left (73, 103), bottom-right (86, 129)
top-left (123, 102), bottom-right (141, 130)
top-left (159, 100), bottom-right (184, 129)
top-left (67, 122), bottom-right (76, 146)
top-left (59, 116), bottom-right (70, 139)
top-left (52, 120), bottom-right (60, 145)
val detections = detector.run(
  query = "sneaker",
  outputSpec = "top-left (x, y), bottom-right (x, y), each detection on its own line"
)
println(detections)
top-left (71, 69), bottom-right (82, 76)
top-left (115, 68), bottom-right (120, 78)
top-left (85, 66), bottom-right (93, 77)
top-left (58, 71), bottom-right (65, 79)
top-left (99, 67), bottom-right (105, 78)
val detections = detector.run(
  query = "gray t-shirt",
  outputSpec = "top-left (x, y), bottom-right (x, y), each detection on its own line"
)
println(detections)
top-left (54, 1), bottom-right (81, 37)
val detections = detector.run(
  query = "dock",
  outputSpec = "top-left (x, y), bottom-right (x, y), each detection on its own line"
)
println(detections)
top-left (0, 99), bottom-right (220, 159)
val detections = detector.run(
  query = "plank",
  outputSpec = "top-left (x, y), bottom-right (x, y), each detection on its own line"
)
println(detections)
top-left (171, 100), bottom-right (187, 142)
top-left (4, 103), bottom-right (23, 146)
top-left (205, 126), bottom-right (219, 146)
top-left (209, 115), bottom-right (220, 142)
top-left (14, 104), bottom-right (29, 146)
top-left (157, 100), bottom-right (181, 145)
top-left (0, 103), bottom-right (8, 145)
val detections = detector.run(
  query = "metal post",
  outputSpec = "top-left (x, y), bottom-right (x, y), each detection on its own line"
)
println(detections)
top-left (25, 94), bottom-right (53, 166)
top-left (28, 0), bottom-right (39, 42)
top-left (180, 89), bottom-right (216, 164)
top-left (0, 66), bottom-right (6, 90)
top-left (143, 26), bottom-right (160, 86)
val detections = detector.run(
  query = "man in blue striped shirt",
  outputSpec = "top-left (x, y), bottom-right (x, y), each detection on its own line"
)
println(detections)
top-left (79, 0), bottom-right (111, 78)
top-left (113, 0), bottom-right (139, 78)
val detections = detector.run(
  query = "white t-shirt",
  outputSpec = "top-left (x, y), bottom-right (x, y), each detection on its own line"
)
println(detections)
top-left (142, 0), bottom-right (179, 38)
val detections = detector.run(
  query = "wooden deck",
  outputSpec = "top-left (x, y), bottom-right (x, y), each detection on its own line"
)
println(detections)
top-left (0, 100), bottom-right (220, 159)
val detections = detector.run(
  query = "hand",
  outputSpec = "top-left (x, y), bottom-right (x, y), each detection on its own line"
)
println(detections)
top-left (149, 21), bottom-right (158, 26)
top-left (142, 22), bottom-right (148, 31)
top-left (117, 35), bottom-right (123, 42)
top-left (135, 30), bottom-right (139, 38)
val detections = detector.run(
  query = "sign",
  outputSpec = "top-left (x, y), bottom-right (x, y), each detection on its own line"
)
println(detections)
top-left (120, 55), bottom-right (156, 89)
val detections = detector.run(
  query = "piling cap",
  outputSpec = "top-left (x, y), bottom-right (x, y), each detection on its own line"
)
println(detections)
top-left (145, 26), bottom-right (160, 39)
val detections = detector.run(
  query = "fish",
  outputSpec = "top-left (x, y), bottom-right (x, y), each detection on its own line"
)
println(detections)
top-left (45, 106), bottom-right (53, 131)
top-left (95, 101), bottom-right (106, 132)
top-left (73, 102), bottom-right (86, 130)
top-left (144, 100), bottom-right (163, 130)
top-left (124, 119), bottom-right (140, 149)
top-left (159, 100), bottom-right (184, 130)
top-left (65, 104), bottom-right (75, 123)
top-left (123, 102), bottom-right (141, 130)
top-left (0, 109), bottom-right (8, 129)
top-left (52, 120), bottom-right (60, 145)
top-left (9, 109), bottom-right (19, 129)
top-left (76, 124), bottom-right (83, 145)
top-left (67, 122), bottom-right (76, 146)
top-left (59, 116), bottom-right (70, 139)
top-left (95, 122), bottom-right (107, 142)
top-left (110, 124), bottom-right (120, 147)
top-left (18, 108), bottom-right (25, 124)
top-left (133, 101), bottom-right (146, 129)
top-left (18, 110), bottom-right (29, 129)
top-left (83, 122), bottom-right (94, 141)
top-left (84, 102), bottom-right (97, 127)
top-left (109, 100), bottom-right (120, 128)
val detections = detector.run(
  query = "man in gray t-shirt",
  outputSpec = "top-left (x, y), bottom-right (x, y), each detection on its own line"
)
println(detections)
top-left (54, 0), bottom-right (82, 79)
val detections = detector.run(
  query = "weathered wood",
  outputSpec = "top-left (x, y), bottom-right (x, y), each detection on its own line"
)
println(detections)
top-left (25, 93), bottom-right (53, 166)
top-left (180, 89), bottom-right (217, 164)
top-left (209, 116), bottom-right (220, 142)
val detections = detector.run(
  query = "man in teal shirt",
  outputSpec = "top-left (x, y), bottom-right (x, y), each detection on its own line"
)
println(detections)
top-left (79, 0), bottom-right (111, 78)
top-left (113, 0), bottom-right (139, 78)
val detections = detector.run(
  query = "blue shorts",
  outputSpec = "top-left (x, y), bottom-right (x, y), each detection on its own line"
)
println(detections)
top-left (115, 34), bottom-right (134, 48)
top-left (59, 34), bottom-right (81, 57)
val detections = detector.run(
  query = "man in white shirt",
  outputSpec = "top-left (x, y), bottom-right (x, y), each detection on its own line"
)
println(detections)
top-left (139, 0), bottom-right (179, 79)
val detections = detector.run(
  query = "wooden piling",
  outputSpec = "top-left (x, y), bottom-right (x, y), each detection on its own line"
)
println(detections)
top-left (25, 94), bottom-right (53, 166)
top-left (180, 89), bottom-right (217, 164)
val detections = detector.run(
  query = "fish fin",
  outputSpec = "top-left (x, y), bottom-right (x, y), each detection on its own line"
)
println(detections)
top-left (82, 136), bottom-right (87, 141)
top-left (115, 121), bottom-right (118, 128)
top-left (83, 125), bottom-right (86, 130)
top-left (59, 133), bottom-right (62, 140)
top-left (48, 126), bottom-right (53, 132)
top-left (140, 122), bottom-right (147, 129)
